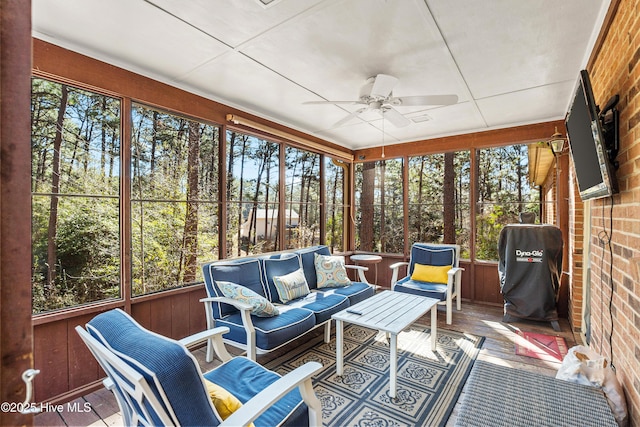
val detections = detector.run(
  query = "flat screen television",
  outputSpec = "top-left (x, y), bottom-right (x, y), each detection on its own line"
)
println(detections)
top-left (565, 69), bottom-right (618, 200)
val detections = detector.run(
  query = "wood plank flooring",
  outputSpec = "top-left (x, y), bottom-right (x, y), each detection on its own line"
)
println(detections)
top-left (34, 302), bottom-right (579, 426)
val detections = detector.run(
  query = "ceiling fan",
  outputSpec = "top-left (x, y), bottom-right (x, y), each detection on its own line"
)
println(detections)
top-left (304, 74), bottom-right (458, 128)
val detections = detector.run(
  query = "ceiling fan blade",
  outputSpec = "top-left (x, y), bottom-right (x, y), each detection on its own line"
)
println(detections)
top-left (370, 74), bottom-right (398, 99)
top-left (381, 107), bottom-right (410, 127)
top-left (392, 94), bottom-right (458, 106)
top-left (303, 100), bottom-right (360, 105)
top-left (333, 108), bottom-right (367, 128)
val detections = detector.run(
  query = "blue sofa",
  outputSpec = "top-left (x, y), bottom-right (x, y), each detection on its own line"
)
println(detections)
top-left (201, 245), bottom-right (375, 361)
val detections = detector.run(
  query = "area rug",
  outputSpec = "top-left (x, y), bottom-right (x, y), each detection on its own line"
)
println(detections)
top-left (514, 331), bottom-right (568, 362)
top-left (454, 361), bottom-right (618, 427)
top-left (265, 324), bottom-right (484, 427)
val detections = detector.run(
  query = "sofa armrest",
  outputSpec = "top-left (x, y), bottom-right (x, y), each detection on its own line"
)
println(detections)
top-left (389, 262), bottom-right (409, 287)
top-left (179, 327), bottom-right (232, 363)
top-left (200, 296), bottom-right (252, 312)
top-left (221, 361), bottom-right (323, 427)
top-left (200, 296), bottom-right (257, 361)
top-left (344, 264), bottom-right (369, 283)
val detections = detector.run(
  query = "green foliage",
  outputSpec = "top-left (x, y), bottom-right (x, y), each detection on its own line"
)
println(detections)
top-left (32, 197), bottom-right (119, 313)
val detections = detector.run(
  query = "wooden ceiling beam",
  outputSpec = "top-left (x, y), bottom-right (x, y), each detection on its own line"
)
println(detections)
top-left (353, 120), bottom-right (566, 162)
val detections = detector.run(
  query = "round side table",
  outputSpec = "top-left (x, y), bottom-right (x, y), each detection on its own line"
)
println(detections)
top-left (350, 254), bottom-right (383, 285)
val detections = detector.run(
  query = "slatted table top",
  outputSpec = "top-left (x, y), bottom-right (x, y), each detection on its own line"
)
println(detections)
top-left (332, 290), bottom-right (439, 334)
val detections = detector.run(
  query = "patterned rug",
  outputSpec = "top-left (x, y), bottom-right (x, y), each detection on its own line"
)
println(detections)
top-left (265, 324), bottom-right (484, 427)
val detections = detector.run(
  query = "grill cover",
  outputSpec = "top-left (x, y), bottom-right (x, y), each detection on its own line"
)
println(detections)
top-left (498, 224), bottom-right (563, 322)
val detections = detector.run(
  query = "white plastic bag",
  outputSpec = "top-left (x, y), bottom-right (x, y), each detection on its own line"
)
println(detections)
top-left (556, 345), bottom-right (628, 427)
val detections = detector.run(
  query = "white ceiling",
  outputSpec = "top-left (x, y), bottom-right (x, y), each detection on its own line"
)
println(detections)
top-left (32, 0), bottom-right (609, 150)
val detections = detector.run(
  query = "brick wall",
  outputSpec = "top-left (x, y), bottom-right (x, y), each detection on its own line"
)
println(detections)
top-left (578, 0), bottom-right (640, 424)
top-left (568, 162), bottom-right (585, 332)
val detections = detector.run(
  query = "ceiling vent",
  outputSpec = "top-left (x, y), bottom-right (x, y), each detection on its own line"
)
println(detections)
top-left (411, 114), bottom-right (432, 123)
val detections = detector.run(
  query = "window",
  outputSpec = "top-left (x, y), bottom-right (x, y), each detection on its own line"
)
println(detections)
top-left (226, 130), bottom-right (279, 256)
top-left (407, 152), bottom-right (471, 257)
top-left (285, 147), bottom-right (320, 249)
top-left (31, 78), bottom-right (121, 313)
top-left (131, 104), bottom-right (219, 295)
top-left (325, 158), bottom-right (346, 252)
top-left (475, 145), bottom-right (539, 261)
top-left (355, 159), bottom-right (404, 253)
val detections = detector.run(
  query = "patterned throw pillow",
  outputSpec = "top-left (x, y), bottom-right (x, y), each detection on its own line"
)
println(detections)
top-left (314, 253), bottom-right (351, 288)
top-left (272, 268), bottom-right (310, 303)
top-left (410, 263), bottom-right (450, 284)
top-left (216, 281), bottom-right (279, 317)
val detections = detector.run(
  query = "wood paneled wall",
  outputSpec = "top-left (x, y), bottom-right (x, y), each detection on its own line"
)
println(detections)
top-left (33, 286), bottom-right (207, 403)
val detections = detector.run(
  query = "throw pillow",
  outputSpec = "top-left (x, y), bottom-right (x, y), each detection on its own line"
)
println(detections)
top-left (217, 281), bottom-right (279, 317)
top-left (272, 268), bottom-right (310, 303)
top-left (314, 253), bottom-right (351, 288)
top-left (204, 379), bottom-right (255, 427)
top-left (411, 263), bottom-right (450, 284)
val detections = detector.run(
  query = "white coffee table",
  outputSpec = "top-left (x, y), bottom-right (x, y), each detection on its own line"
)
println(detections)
top-left (331, 290), bottom-right (439, 398)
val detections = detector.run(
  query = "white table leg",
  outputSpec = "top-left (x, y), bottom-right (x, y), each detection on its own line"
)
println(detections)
top-left (336, 319), bottom-right (344, 375)
top-left (431, 304), bottom-right (437, 351)
top-left (390, 333), bottom-right (398, 398)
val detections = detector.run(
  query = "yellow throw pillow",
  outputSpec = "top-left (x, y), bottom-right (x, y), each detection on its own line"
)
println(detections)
top-left (204, 379), bottom-right (255, 427)
top-left (411, 263), bottom-right (450, 284)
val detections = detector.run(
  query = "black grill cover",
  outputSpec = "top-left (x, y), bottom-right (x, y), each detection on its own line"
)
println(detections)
top-left (498, 224), bottom-right (563, 322)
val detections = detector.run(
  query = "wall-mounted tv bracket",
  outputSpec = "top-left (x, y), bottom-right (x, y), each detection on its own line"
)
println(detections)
top-left (598, 94), bottom-right (620, 170)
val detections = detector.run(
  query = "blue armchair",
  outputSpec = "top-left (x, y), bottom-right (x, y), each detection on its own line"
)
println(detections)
top-left (76, 309), bottom-right (322, 427)
top-left (390, 243), bottom-right (463, 324)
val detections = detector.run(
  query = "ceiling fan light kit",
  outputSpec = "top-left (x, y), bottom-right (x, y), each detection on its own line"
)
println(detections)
top-left (305, 73), bottom-right (458, 129)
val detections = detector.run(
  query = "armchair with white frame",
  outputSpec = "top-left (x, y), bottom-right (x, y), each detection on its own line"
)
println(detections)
top-left (390, 243), bottom-right (463, 324)
top-left (76, 309), bottom-right (322, 427)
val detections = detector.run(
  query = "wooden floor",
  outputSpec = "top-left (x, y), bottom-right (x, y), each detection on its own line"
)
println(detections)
top-left (34, 302), bottom-right (579, 427)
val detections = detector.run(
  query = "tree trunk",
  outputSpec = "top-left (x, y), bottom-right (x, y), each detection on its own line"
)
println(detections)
top-left (237, 135), bottom-right (247, 255)
top-left (379, 161), bottom-right (386, 251)
top-left (182, 121), bottom-right (200, 283)
top-left (443, 152), bottom-right (455, 244)
top-left (359, 162), bottom-right (375, 251)
top-left (46, 84), bottom-right (68, 292)
top-left (417, 157), bottom-right (425, 239)
top-left (329, 167), bottom-right (338, 250)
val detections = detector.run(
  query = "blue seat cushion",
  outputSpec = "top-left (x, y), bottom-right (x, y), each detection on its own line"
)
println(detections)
top-left (294, 245), bottom-right (331, 289)
top-left (87, 309), bottom-right (220, 427)
top-left (286, 292), bottom-right (349, 324)
top-left (204, 357), bottom-right (308, 427)
top-left (203, 258), bottom-right (269, 317)
top-left (409, 244), bottom-right (456, 275)
top-left (316, 282), bottom-right (374, 305)
top-left (217, 308), bottom-right (315, 351)
top-left (394, 277), bottom-right (448, 301)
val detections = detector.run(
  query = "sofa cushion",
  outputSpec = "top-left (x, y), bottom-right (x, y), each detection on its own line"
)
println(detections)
top-left (285, 292), bottom-right (349, 324)
top-left (217, 308), bottom-right (315, 351)
top-left (295, 245), bottom-right (331, 289)
top-left (316, 282), bottom-right (375, 305)
top-left (273, 269), bottom-right (310, 303)
top-left (204, 357), bottom-right (308, 427)
top-left (314, 253), bottom-right (351, 288)
top-left (263, 254), bottom-right (306, 303)
top-left (217, 281), bottom-right (279, 317)
top-left (203, 258), bottom-right (269, 317)
top-left (410, 263), bottom-right (450, 284)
